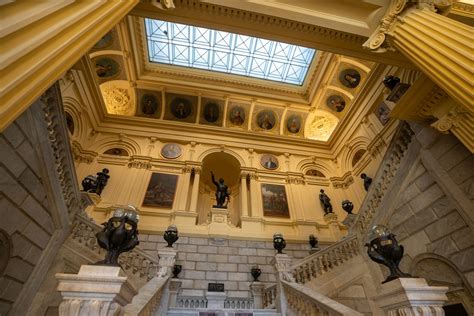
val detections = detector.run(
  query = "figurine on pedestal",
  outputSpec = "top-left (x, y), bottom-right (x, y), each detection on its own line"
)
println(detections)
top-left (95, 205), bottom-right (140, 266)
top-left (211, 171), bottom-right (230, 208)
top-left (365, 225), bottom-right (411, 283)
top-left (81, 168), bottom-right (110, 196)
top-left (361, 173), bottom-right (372, 191)
top-left (319, 189), bottom-right (333, 214)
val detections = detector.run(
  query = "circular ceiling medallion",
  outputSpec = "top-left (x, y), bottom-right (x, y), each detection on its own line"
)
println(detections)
top-left (161, 143), bottom-right (182, 159)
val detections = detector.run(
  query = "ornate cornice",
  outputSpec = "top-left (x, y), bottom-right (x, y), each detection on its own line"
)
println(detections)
top-left (71, 140), bottom-right (98, 164)
top-left (40, 83), bottom-right (83, 219)
top-left (128, 156), bottom-right (152, 169)
top-left (329, 171), bottom-right (354, 189)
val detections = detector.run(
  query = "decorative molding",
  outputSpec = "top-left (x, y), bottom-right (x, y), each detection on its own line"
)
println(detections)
top-left (329, 171), bottom-right (354, 189)
top-left (40, 84), bottom-right (83, 219)
top-left (128, 156), bottom-right (153, 169)
top-left (430, 105), bottom-right (468, 134)
top-left (71, 140), bottom-right (98, 164)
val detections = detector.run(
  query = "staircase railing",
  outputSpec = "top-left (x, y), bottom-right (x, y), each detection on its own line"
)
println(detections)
top-left (355, 121), bottom-right (415, 235)
top-left (282, 280), bottom-right (364, 316)
top-left (68, 213), bottom-right (159, 282)
top-left (124, 277), bottom-right (169, 316)
top-left (263, 284), bottom-right (277, 308)
top-left (290, 235), bottom-right (360, 284)
top-left (175, 296), bottom-right (208, 308)
top-left (224, 297), bottom-right (253, 309)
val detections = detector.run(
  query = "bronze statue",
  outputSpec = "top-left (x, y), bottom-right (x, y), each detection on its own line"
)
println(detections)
top-left (361, 173), bottom-right (372, 191)
top-left (81, 168), bottom-right (110, 196)
top-left (211, 171), bottom-right (230, 208)
top-left (342, 200), bottom-right (354, 214)
top-left (319, 189), bottom-right (333, 214)
top-left (95, 206), bottom-right (140, 266)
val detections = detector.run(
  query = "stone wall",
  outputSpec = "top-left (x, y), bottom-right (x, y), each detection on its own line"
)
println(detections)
top-left (139, 234), bottom-right (313, 298)
top-left (388, 132), bottom-right (474, 291)
top-left (0, 110), bottom-right (57, 315)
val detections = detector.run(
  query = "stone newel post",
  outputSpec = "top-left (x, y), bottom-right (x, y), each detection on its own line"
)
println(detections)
top-left (250, 282), bottom-right (265, 309)
top-left (56, 265), bottom-right (137, 316)
top-left (271, 253), bottom-right (294, 315)
top-left (373, 278), bottom-right (448, 315)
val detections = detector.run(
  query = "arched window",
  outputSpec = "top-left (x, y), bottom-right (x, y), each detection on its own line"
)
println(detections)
top-left (103, 148), bottom-right (129, 156)
top-left (352, 149), bottom-right (366, 167)
top-left (65, 112), bottom-right (74, 135)
top-left (306, 169), bottom-right (325, 177)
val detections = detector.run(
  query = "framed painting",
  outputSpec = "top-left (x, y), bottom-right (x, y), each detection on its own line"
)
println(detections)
top-left (261, 184), bottom-right (290, 218)
top-left (375, 102), bottom-right (391, 126)
top-left (286, 114), bottom-right (301, 134)
top-left (142, 173), bottom-right (178, 208)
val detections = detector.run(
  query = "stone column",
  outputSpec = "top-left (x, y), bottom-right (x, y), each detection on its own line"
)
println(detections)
top-left (157, 248), bottom-right (177, 278)
top-left (176, 166), bottom-right (192, 211)
top-left (189, 167), bottom-right (201, 213)
top-left (56, 265), bottom-right (137, 316)
top-left (365, 2), bottom-right (471, 111)
top-left (249, 173), bottom-right (261, 218)
top-left (271, 253), bottom-right (294, 315)
top-left (373, 278), bottom-right (448, 315)
top-left (168, 279), bottom-right (182, 308)
top-left (250, 282), bottom-right (265, 309)
top-left (240, 172), bottom-right (249, 217)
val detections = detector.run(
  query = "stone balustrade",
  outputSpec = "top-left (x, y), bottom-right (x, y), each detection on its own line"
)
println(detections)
top-left (68, 214), bottom-right (159, 281)
top-left (224, 297), bottom-right (253, 309)
top-left (176, 296), bottom-right (208, 308)
top-left (124, 277), bottom-right (169, 316)
top-left (355, 121), bottom-right (415, 234)
top-left (290, 235), bottom-right (360, 284)
top-left (282, 280), bottom-right (364, 316)
top-left (263, 284), bottom-right (277, 308)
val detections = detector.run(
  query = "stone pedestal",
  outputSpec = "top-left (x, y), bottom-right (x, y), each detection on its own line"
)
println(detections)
top-left (56, 265), bottom-right (137, 316)
top-left (157, 248), bottom-right (177, 278)
top-left (168, 279), bottom-right (182, 308)
top-left (209, 207), bottom-right (230, 237)
top-left (342, 213), bottom-right (357, 230)
top-left (373, 278), bottom-right (448, 315)
top-left (250, 282), bottom-right (265, 309)
top-left (206, 291), bottom-right (226, 309)
top-left (324, 213), bottom-right (343, 239)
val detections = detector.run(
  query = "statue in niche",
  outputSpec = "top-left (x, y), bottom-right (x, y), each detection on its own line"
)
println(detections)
top-left (361, 173), bottom-right (373, 191)
top-left (319, 189), bottom-right (333, 215)
top-left (211, 171), bottom-right (230, 208)
top-left (81, 168), bottom-right (110, 196)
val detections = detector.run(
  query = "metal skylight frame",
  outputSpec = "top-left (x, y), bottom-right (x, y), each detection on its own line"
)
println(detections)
top-left (145, 18), bottom-right (316, 86)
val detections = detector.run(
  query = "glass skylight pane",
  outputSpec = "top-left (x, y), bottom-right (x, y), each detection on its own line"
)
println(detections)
top-left (145, 18), bottom-right (315, 85)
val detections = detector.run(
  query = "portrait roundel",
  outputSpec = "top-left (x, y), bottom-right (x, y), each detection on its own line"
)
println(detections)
top-left (140, 94), bottom-right (159, 116)
top-left (229, 106), bottom-right (245, 126)
top-left (339, 69), bottom-right (361, 88)
top-left (95, 57), bottom-right (120, 78)
top-left (261, 154), bottom-right (279, 170)
top-left (326, 95), bottom-right (346, 112)
top-left (256, 110), bottom-right (276, 130)
top-left (93, 31), bottom-right (114, 50)
top-left (203, 102), bottom-right (220, 123)
top-left (286, 114), bottom-right (301, 134)
top-left (170, 97), bottom-right (192, 119)
top-left (161, 143), bottom-right (182, 159)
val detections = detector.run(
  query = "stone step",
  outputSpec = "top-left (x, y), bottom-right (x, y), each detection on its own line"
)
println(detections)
top-left (167, 308), bottom-right (280, 316)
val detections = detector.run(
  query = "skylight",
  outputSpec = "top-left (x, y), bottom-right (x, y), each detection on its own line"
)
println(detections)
top-left (145, 18), bottom-right (316, 86)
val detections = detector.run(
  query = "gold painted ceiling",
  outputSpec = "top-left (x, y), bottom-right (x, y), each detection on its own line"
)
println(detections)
top-left (87, 12), bottom-right (376, 143)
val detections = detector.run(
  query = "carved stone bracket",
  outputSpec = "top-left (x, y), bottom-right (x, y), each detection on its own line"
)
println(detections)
top-left (128, 156), bottom-right (152, 169)
top-left (329, 171), bottom-right (354, 189)
top-left (286, 176), bottom-right (305, 185)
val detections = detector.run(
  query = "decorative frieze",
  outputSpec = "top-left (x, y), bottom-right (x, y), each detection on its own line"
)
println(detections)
top-left (128, 156), bottom-right (152, 169)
